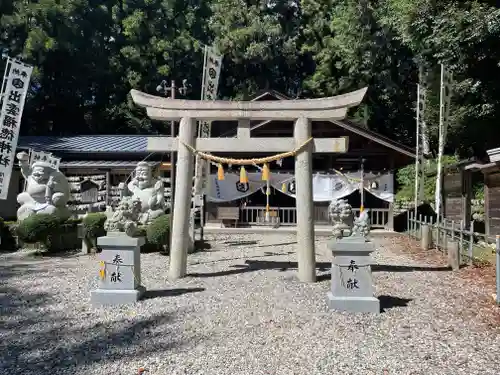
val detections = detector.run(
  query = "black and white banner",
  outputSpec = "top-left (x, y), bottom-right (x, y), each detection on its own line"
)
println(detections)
top-left (0, 58), bottom-right (33, 200)
top-left (201, 45), bottom-right (223, 103)
top-left (206, 172), bottom-right (394, 203)
top-left (199, 45), bottom-right (223, 138)
top-left (194, 45), bottom-right (224, 195)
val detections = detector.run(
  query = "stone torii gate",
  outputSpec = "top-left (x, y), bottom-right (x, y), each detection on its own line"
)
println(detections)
top-left (130, 87), bottom-right (367, 283)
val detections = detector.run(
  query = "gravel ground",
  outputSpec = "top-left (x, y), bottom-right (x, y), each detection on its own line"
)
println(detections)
top-left (1, 233), bottom-right (499, 375)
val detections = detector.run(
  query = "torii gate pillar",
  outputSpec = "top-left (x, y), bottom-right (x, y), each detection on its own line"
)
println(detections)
top-left (294, 117), bottom-right (316, 282)
top-left (169, 117), bottom-right (196, 280)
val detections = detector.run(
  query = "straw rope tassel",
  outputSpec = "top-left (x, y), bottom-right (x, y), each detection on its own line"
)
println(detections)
top-left (99, 261), bottom-right (106, 280)
top-left (262, 163), bottom-right (270, 181)
top-left (179, 137), bottom-right (313, 165)
top-left (217, 163), bottom-right (225, 180)
top-left (239, 166), bottom-right (248, 184)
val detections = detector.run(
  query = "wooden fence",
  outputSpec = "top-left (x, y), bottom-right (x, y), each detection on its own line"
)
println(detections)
top-left (408, 212), bottom-right (500, 305)
top-left (407, 212), bottom-right (497, 266)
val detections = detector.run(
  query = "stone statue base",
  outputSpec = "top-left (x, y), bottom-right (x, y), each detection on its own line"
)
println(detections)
top-left (326, 294), bottom-right (380, 313)
top-left (326, 236), bottom-right (380, 314)
top-left (90, 232), bottom-right (146, 306)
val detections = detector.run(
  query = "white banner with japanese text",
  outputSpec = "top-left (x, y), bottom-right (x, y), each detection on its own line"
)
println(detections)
top-left (29, 150), bottom-right (61, 170)
top-left (0, 59), bottom-right (33, 200)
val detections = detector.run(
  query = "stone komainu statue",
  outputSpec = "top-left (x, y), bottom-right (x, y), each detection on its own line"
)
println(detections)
top-left (329, 199), bottom-right (370, 239)
top-left (329, 199), bottom-right (354, 239)
top-left (104, 197), bottom-right (142, 236)
top-left (352, 209), bottom-right (371, 237)
top-left (16, 152), bottom-right (71, 222)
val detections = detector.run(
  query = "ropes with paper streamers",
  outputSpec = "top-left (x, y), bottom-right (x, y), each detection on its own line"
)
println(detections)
top-left (179, 137), bottom-right (313, 185)
top-left (332, 168), bottom-right (380, 184)
top-left (179, 137), bottom-right (313, 166)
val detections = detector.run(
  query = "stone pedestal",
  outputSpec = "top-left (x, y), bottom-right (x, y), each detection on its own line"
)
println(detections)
top-left (327, 236), bottom-right (380, 314)
top-left (90, 232), bottom-right (146, 306)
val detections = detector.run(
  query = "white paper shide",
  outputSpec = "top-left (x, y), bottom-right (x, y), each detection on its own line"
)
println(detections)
top-left (0, 59), bottom-right (33, 200)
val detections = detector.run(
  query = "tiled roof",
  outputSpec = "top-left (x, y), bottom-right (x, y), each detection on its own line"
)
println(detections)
top-left (250, 90), bottom-right (292, 101)
top-left (18, 135), bottom-right (148, 153)
top-left (59, 160), bottom-right (159, 168)
top-left (330, 119), bottom-right (416, 158)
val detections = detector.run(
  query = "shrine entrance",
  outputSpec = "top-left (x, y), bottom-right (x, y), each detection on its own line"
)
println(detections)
top-left (130, 87), bottom-right (367, 283)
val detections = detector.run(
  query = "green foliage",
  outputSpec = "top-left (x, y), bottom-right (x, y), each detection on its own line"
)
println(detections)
top-left (82, 213), bottom-right (107, 247)
top-left (134, 226), bottom-right (147, 238)
top-left (0, 217), bottom-right (17, 251)
top-left (1, 0), bottom-right (500, 159)
top-left (395, 155), bottom-right (458, 202)
top-left (146, 214), bottom-right (170, 249)
top-left (16, 214), bottom-right (64, 249)
top-left (473, 184), bottom-right (484, 201)
top-left (377, 0), bottom-right (500, 156)
top-left (16, 215), bottom-right (80, 252)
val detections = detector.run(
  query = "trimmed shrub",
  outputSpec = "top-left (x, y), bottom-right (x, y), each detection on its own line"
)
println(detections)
top-left (16, 214), bottom-right (63, 250)
top-left (146, 214), bottom-right (170, 252)
top-left (0, 217), bottom-right (17, 251)
top-left (82, 213), bottom-right (107, 248)
top-left (134, 226), bottom-right (147, 238)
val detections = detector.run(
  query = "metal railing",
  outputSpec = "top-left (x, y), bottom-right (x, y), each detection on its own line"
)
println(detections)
top-left (239, 206), bottom-right (390, 228)
top-left (240, 206), bottom-right (296, 226)
top-left (407, 212), bottom-right (500, 306)
top-left (355, 208), bottom-right (390, 229)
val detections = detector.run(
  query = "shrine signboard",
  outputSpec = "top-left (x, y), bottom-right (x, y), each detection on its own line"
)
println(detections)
top-left (0, 59), bottom-right (33, 200)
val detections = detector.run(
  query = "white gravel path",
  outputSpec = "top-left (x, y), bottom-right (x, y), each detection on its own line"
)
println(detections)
top-left (1, 233), bottom-right (499, 375)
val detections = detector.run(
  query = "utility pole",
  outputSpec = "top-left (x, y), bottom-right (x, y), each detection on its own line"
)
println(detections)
top-left (156, 79), bottom-right (190, 248)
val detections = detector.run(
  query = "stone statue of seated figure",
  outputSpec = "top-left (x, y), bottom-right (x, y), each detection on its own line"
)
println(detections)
top-left (119, 162), bottom-right (167, 225)
top-left (16, 152), bottom-right (71, 222)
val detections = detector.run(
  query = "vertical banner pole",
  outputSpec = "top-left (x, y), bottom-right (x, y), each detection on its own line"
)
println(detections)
top-left (0, 57), bottom-right (11, 102)
top-left (496, 235), bottom-right (500, 305)
top-left (414, 84), bottom-right (421, 212)
top-left (360, 159), bottom-right (365, 212)
top-left (435, 64), bottom-right (452, 219)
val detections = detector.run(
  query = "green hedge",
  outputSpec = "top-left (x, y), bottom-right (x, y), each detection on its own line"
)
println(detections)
top-left (82, 213), bottom-right (107, 249)
top-left (146, 214), bottom-right (170, 252)
top-left (16, 214), bottom-right (79, 252)
top-left (0, 217), bottom-right (17, 251)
